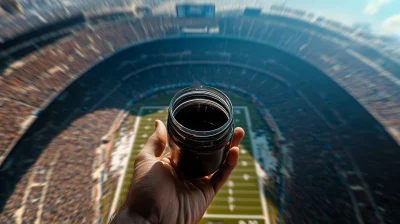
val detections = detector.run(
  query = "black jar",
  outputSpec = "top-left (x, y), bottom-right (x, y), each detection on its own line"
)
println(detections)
top-left (167, 86), bottom-right (234, 178)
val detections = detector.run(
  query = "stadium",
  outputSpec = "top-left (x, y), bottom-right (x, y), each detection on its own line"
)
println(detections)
top-left (1, 1), bottom-right (400, 224)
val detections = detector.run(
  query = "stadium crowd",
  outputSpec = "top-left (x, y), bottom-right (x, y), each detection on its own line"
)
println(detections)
top-left (0, 0), bottom-right (138, 42)
top-left (0, 11), bottom-right (399, 224)
top-left (0, 79), bottom-right (128, 223)
top-left (0, 99), bottom-right (33, 155)
top-left (1, 15), bottom-right (398, 158)
top-left (0, 16), bottom-right (181, 159)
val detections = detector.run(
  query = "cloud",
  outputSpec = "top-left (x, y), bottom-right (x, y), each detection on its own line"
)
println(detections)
top-left (364, 0), bottom-right (392, 15)
top-left (382, 14), bottom-right (400, 35)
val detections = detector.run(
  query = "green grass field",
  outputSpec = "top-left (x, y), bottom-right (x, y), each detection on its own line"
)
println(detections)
top-left (115, 106), bottom-right (268, 224)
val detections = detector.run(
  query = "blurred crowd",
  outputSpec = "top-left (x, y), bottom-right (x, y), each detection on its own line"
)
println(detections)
top-left (0, 16), bottom-right (181, 161)
top-left (0, 10), bottom-right (399, 224)
top-left (0, 0), bottom-right (137, 42)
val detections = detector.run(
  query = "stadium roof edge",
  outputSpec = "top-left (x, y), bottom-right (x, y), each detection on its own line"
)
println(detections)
top-left (2, 10), bottom-right (398, 66)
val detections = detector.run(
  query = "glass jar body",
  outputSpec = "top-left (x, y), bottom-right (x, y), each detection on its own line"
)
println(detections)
top-left (167, 86), bottom-right (234, 177)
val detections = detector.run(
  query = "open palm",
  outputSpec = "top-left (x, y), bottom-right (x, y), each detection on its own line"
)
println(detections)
top-left (113, 120), bottom-right (245, 224)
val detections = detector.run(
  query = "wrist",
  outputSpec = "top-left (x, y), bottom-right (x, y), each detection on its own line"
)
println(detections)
top-left (111, 207), bottom-right (151, 224)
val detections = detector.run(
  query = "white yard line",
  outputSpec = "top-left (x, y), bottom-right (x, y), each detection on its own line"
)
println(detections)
top-left (223, 183), bottom-right (258, 187)
top-left (244, 107), bottom-right (270, 224)
top-left (213, 197), bottom-right (261, 202)
top-left (203, 214), bottom-right (264, 219)
top-left (219, 189), bottom-right (260, 194)
top-left (108, 109), bottom-right (143, 221)
top-left (229, 175), bottom-right (257, 179)
top-left (235, 168), bottom-right (258, 172)
top-left (211, 205), bottom-right (265, 209)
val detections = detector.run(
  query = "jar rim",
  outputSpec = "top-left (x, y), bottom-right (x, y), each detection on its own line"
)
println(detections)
top-left (168, 86), bottom-right (234, 138)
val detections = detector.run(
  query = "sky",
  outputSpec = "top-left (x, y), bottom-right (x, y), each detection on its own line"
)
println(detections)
top-left (207, 0), bottom-right (400, 36)
top-left (285, 0), bottom-right (400, 36)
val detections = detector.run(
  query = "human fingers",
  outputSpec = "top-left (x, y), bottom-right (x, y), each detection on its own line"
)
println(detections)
top-left (210, 147), bottom-right (239, 193)
top-left (231, 127), bottom-right (245, 148)
top-left (141, 120), bottom-right (167, 157)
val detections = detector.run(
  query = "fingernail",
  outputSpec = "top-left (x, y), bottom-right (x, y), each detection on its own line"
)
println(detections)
top-left (155, 120), bottom-right (158, 130)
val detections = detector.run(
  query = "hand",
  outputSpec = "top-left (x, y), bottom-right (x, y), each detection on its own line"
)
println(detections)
top-left (111, 120), bottom-right (245, 224)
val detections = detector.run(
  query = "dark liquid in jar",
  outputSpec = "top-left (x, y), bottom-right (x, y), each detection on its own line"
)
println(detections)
top-left (170, 102), bottom-right (232, 177)
top-left (175, 104), bottom-right (228, 131)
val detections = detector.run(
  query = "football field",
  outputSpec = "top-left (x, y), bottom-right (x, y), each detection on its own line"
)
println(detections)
top-left (116, 106), bottom-right (268, 224)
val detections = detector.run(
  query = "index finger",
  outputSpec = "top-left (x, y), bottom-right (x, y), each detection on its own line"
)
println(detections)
top-left (231, 127), bottom-right (245, 147)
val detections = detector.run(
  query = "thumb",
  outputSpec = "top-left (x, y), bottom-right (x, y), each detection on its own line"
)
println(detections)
top-left (142, 120), bottom-right (167, 157)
